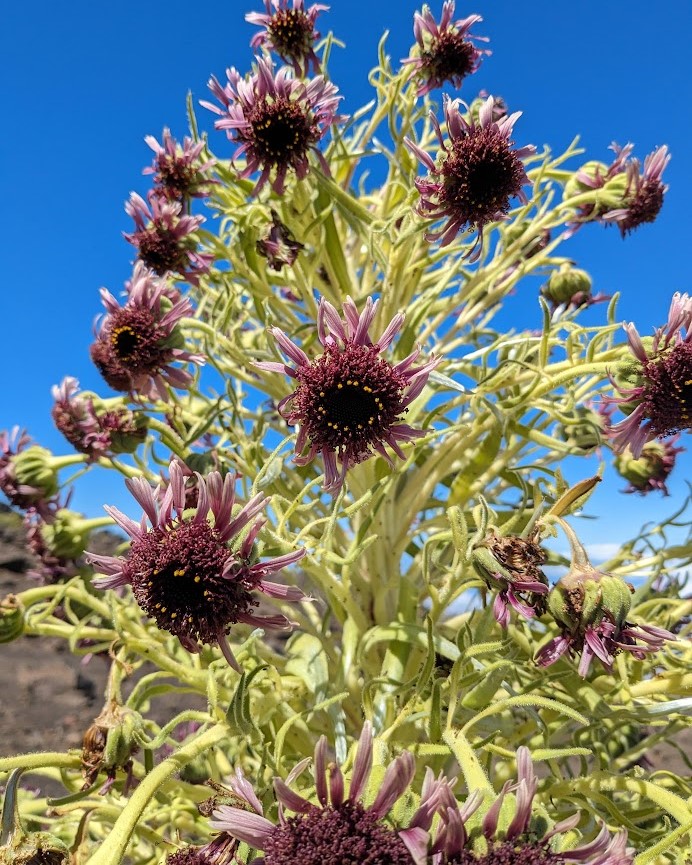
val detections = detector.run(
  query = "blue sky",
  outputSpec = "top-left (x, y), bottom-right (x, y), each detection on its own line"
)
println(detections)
top-left (2, 0), bottom-right (691, 550)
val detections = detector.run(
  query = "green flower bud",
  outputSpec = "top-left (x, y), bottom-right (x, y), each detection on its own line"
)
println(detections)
top-left (548, 566), bottom-right (632, 632)
top-left (11, 447), bottom-right (59, 500)
top-left (542, 263), bottom-right (592, 307)
top-left (556, 408), bottom-right (603, 453)
top-left (0, 594), bottom-right (24, 643)
top-left (40, 509), bottom-right (91, 560)
top-left (614, 441), bottom-right (674, 492)
top-left (563, 161), bottom-right (628, 212)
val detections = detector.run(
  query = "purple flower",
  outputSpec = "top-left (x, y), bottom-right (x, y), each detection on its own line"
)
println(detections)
top-left (124, 191), bottom-right (213, 284)
top-left (89, 265), bottom-right (205, 401)
top-left (87, 459), bottom-right (305, 670)
top-left (0, 428), bottom-right (59, 519)
top-left (433, 747), bottom-right (634, 865)
top-left (256, 210), bottom-right (305, 271)
top-left (606, 292), bottom-right (692, 457)
top-left (257, 296), bottom-right (439, 493)
top-left (246, 0), bottom-right (327, 77)
top-left (143, 128), bottom-right (217, 202)
top-left (613, 437), bottom-right (683, 496)
top-left (51, 377), bottom-right (147, 461)
top-left (402, 3), bottom-right (490, 97)
top-left (405, 96), bottom-right (535, 260)
top-left (209, 722), bottom-right (440, 865)
top-left (202, 56), bottom-right (342, 195)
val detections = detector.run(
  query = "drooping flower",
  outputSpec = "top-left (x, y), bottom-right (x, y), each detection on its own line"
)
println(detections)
top-left (143, 128), bottom-right (217, 202)
top-left (402, 3), bottom-right (490, 97)
top-left (256, 210), bottom-right (305, 271)
top-left (613, 437), bottom-right (683, 496)
top-left (0, 428), bottom-right (59, 519)
top-left (405, 96), bottom-right (535, 259)
top-left (87, 459), bottom-right (306, 670)
top-left (601, 145), bottom-right (670, 237)
top-left (606, 292), bottom-right (692, 457)
top-left (433, 747), bottom-right (634, 865)
top-left (202, 56), bottom-right (342, 195)
top-left (89, 265), bottom-right (205, 401)
top-left (257, 296), bottom-right (439, 493)
top-left (535, 519), bottom-right (675, 677)
top-left (209, 722), bottom-right (440, 865)
top-left (540, 263), bottom-right (611, 314)
top-left (246, 0), bottom-right (327, 77)
top-left (472, 530), bottom-right (549, 628)
top-left (51, 377), bottom-right (148, 460)
top-left (124, 191), bottom-right (213, 283)
top-left (24, 507), bottom-right (94, 584)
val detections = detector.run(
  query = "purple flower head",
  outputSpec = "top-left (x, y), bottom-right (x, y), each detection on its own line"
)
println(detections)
top-left (210, 722), bottom-right (441, 865)
top-left (606, 292), bottom-right (692, 457)
top-left (256, 210), bottom-right (305, 271)
top-left (24, 508), bottom-right (82, 585)
top-left (536, 520), bottom-right (676, 677)
top-left (257, 296), bottom-right (439, 494)
top-left (201, 56), bottom-right (342, 196)
top-left (89, 265), bottom-right (205, 401)
top-left (87, 459), bottom-right (306, 671)
top-left (433, 747), bottom-right (634, 865)
top-left (246, 0), bottom-right (328, 77)
top-left (405, 96), bottom-right (535, 260)
top-left (402, 3), bottom-right (490, 97)
top-left (472, 530), bottom-right (549, 629)
top-left (0, 428), bottom-right (59, 519)
top-left (52, 377), bottom-right (148, 461)
top-left (124, 191), bottom-right (213, 284)
top-left (143, 128), bottom-right (217, 202)
top-left (166, 834), bottom-right (239, 865)
top-left (613, 436), bottom-right (683, 496)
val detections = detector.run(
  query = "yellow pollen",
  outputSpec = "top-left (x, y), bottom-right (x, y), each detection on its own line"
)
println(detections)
top-left (173, 568), bottom-right (186, 576)
top-left (320, 391), bottom-right (325, 397)
top-left (337, 383), bottom-right (343, 389)
top-left (160, 607), bottom-right (167, 613)
top-left (171, 612), bottom-right (177, 619)
top-left (194, 575), bottom-right (201, 583)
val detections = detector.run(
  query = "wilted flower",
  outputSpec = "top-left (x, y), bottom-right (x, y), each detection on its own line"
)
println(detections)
top-left (472, 530), bottom-right (549, 628)
top-left (89, 266), bottom-right (205, 401)
top-left (606, 292), bottom-right (692, 457)
top-left (402, 3), bottom-right (489, 96)
top-left (246, 0), bottom-right (327, 77)
top-left (536, 519), bottom-right (675, 677)
top-left (0, 429), bottom-right (59, 518)
top-left (202, 56), bottom-right (342, 195)
top-left (87, 459), bottom-right (305, 670)
top-left (405, 96), bottom-right (535, 259)
top-left (257, 296), bottom-right (439, 493)
top-left (209, 722), bottom-right (440, 865)
top-left (433, 746), bottom-right (634, 865)
top-left (52, 377), bottom-right (147, 460)
top-left (613, 437), bottom-right (683, 496)
top-left (124, 191), bottom-right (213, 283)
top-left (143, 128), bottom-right (216, 201)
top-left (256, 210), bottom-right (305, 271)
top-left (541, 263), bottom-right (610, 313)
top-left (602, 145), bottom-right (670, 237)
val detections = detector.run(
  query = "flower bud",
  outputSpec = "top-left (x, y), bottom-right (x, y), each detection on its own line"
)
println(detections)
top-left (556, 407), bottom-right (603, 453)
top-left (39, 509), bottom-right (92, 560)
top-left (614, 439), bottom-right (680, 495)
top-left (542, 263), bottom-right (592, 307)
top-left (563, 161), bottom-right (628, 210)
top-left (10, 446), bottom-right (59, 500)
top-left (547, 565), bottom-right (633, 632)
top-left (0, 594), bottom-right (25, 643)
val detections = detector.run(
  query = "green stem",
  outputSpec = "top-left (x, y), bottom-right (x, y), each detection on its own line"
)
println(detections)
top-left (84, 723), bottom-right (228, 865)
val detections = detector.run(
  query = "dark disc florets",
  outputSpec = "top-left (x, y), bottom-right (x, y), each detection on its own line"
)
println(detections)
top-left (640, 341), bottom-right (692, 437)
top-left (264, 800), bottom-right (413, 865)
top-left (91, 306), bottom-right (170, 392)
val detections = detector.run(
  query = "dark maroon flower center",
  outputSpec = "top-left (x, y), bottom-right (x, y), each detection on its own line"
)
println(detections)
top-left (440, 127), bottom-right (526, 227)
top-left (421, 31), bottom-right (476, 84)
top-left (123, 520), bottom-right (258, 646)
top-left (641, 341), bottom-right (692, 436)
top-left (448, 840), bottom-right (564, 865)
top-left (264, 800), bottom-right (413, 865)
top-left (619, 179), bottom-right (665, 235)
top-left (290, 342), bottom-right (408, 458)
top-left (156, 156), bottom-right (201, 200)
top-left (249, 97), bottom-right (315, 165)
top-left (136, 220), bottom-right (193, 275)
top-left (268, 9), bottom-right (315, 61)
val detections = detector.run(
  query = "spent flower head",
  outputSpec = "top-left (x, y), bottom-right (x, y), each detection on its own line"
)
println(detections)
top-left (433, 746), bottom-right (634, 865)
top-left (406, 96), bottom-right (535, 259)
top-left (256, 209), bottom-right (305, 271)
top-left (403, 3), bottom-right (490, 97)
top-left (124, 191), bottom-right (213, 283)
top-left (613, 437), bottom-right (683, 496)
top-left (89, 265), bottom-right (205, 401)
top-left (606, 292), bottom-right (692, 457)
top-left (87, 459), bottom-right (306, 670)
top-left (246, 0), bottom-right (327, 77)
top-left (202, 56), bottom-right (342, 195)
top-left (210, 722), bottom-right (440, 865)
top-left (257, 296), bottom-right (439, 494)
top-left (143, 128), bottom-right (217, 201)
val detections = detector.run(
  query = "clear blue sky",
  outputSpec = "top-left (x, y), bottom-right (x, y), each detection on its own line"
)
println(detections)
top-left (2, 0), bottom-right (691, 550)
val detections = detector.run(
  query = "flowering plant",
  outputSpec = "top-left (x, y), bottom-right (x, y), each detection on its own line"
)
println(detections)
top-left (1, 4), bottom-right (690, 865)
